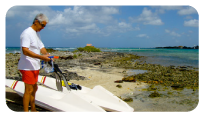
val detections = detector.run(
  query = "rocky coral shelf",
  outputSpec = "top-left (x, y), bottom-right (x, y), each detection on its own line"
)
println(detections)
top-left (6, 51), bottom-right (198, 90)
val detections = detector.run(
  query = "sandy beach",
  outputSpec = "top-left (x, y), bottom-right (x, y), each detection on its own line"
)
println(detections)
top-left (67, 66), bottom-right (148, 97)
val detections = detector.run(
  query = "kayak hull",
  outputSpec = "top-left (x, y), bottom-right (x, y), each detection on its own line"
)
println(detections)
top-left (38, 75), bottom-right (134, 112)
top-left (6, 79), bottom-right (105, 112)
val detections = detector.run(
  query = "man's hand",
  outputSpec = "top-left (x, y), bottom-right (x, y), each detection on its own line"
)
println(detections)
top-left (40, 48), bottom-right (54, 62)
top-left (41, 54), bottom-right (51, 62)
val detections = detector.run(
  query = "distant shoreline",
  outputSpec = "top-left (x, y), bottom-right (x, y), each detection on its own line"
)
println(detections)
top-left (156, 46), bottom-right (199, 49)
top-left (6, 46), bottom-right (199, 49)
top-left (6, 46), bottom-right (199, 54)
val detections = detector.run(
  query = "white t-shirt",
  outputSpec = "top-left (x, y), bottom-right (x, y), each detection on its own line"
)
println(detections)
top-left (18, 27), bottom-right (45, 70)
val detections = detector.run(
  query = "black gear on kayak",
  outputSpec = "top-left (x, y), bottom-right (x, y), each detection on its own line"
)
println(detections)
top-left (48, 60), bottom-right (82, 91)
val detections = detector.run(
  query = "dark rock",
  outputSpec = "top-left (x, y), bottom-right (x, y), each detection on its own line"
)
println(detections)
top-left (114, 80), bottom-right (123, 83)
top-left (123, 97), bottom-right (133, 102)
top-left (14, 77), bottom-right (22, 81)
top-left (122, 77), bottom-right (136, 82)
top-left (60, 71), bottom-right (88, 81)
top-left (180, 66), bottom-right (187, 68)
top-left (164, 73), bottom-right (172, 77)
top-left (6, 76), bottom-right (22, 81)
top-left (179, 69), bottom-right (187, 71)
top-left (6, 76), bottom-right (14, 79)
top-left (171, 84), bottom-right (184, 89)
top-left (148, 84), bottom-right (158, 91)
top-left (116, 84), bottom-right (122, 88)
top-left (148, 91), bottom-right (161, 98)
top-left (66, 72), bottom-right (78, 80)
top-left (80, 67), bottom-right (87, 70)
top-left (59, 56), bottom-right (74, 60)
top-left (94, 62), bottom-right (101, 65)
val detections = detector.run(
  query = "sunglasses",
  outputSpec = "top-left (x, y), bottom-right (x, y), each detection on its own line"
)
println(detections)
top-left (37, 20), bottom-right (46, 27)
top-left (40, 23), bottom-right (46, 27)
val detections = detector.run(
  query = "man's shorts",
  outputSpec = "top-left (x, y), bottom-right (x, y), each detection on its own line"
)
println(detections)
top-left (19, 70), bottom-right (39, 84)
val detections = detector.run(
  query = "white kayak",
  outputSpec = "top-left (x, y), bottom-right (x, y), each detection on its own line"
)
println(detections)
top-left (6, 79), bottom-right (105, 112)
top-left (38, 75), bottom-right (134, 112)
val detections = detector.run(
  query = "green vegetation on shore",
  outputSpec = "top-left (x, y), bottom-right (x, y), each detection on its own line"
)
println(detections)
top-left (74, 46), bottom-right (101, 52)
top-left (46, 48), bottom-right (57, 53)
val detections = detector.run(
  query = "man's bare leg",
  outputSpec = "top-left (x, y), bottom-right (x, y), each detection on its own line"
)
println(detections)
top-left (23, 83), bottom-right (34, 112)
top-left (30, 83), bottom-right (38, 112)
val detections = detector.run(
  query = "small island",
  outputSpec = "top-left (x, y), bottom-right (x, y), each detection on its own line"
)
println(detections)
top-left (156, 45), bottom-right (199, 49)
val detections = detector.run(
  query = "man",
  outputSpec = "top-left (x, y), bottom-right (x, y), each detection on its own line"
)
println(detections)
top-left (18, 13), bottom-right (51, 112)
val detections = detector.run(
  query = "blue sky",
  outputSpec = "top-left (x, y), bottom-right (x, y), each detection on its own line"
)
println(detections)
top-left (6, 6), bottom-right (199, 48)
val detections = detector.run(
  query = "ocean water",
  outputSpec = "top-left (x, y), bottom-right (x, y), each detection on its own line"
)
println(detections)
top-left (101, 48), bottom-right (199, 68)
top-left (6, 47), bottom-right (21, 54)
top-left (6, 47), bottom-right (199, 68)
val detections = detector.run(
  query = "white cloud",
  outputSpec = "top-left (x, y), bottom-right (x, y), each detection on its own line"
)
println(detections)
top-left (47, 6), bottom-right (124, 37)
top-left (105, 21), bottom-right (140, 34)
top-left (165, 29), bottom-right (170, 33)
top-left (137, 34), bottom-right (149, 38)
top-left (184, 19), bottom-right (198, 27)
top-left (65, 23), bottom-right (101, 35)
top-left (135, 27), bottom-right (140, 31)
top-left (49, 13), bottom-right (66, 25)
top-left (79, 23), bottom-right (97, 30)
top-left (177, 6), bottom-right (197, 15)
top-left (49, 6), bottom-right (119, 26)
top-left (184, 16), bottom-right (193, 19)
top-left (101, 6), bottom-right (119, 14)
top-left (7, 6), bottom-right (119, 26)
top-left (7, 6), bottom-right (124, 37)
top-left (153, 6), bottom-right (197, 16)
top-left (66, 28), bottom-right (78, 33)
top-left (188, 30), bottom-right (193, 33)
top-left (16, 22), bottom-right (27, 28)
top-left (153, 6), bottom-right (183, 14)
top-left (165, 29), bottom-right (181, 37)
top-left (118, 22), bottom-right (131, 28)
top-left (6, 6), bottom-right (53, 20)
top-left (129, 7), bottom-right (163, 25)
